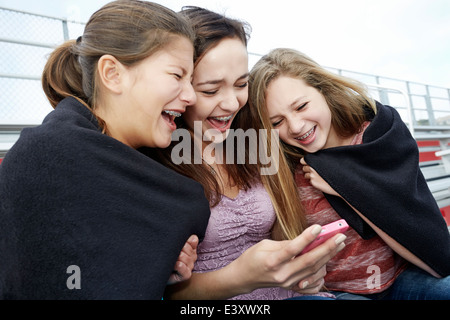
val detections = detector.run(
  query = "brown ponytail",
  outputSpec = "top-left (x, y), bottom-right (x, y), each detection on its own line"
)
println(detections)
top-left (42, 40), bottom-right (86, 109)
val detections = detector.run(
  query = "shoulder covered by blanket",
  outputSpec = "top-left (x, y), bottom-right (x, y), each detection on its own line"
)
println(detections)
top-left (304, 102), bottom-right (450, 277)
top-left (0, 97), bottom-right (210, 299)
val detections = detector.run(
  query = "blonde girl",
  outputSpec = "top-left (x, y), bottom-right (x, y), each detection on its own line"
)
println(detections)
top-left (249, 48), bottom-right (450, 299)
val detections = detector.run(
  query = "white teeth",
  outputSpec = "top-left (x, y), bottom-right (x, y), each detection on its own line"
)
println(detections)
top-left (297, 127), bottom-right (314, 140)
top-left (212, 115), bottom-right (232, 121)
top-left (163, 110), bottom-right (182, 117)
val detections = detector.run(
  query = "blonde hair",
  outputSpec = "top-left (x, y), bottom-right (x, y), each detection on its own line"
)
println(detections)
top-left (249, 48), bottom-right (376, 168)
top-left (42, 0), bottom-right (194, 132)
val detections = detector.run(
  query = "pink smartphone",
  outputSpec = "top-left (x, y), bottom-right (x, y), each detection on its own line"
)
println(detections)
top-left (301, 219), bottom-right (349, 254)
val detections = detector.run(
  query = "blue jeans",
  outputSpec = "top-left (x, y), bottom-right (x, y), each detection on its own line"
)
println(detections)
top-left (332, 265), bottom-right (450, 300)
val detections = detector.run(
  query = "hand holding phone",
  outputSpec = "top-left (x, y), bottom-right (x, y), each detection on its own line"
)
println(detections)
top-left (301, 219), bottom-right (349, 254)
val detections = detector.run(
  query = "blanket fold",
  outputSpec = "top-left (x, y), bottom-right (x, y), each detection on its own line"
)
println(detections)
top-left (305, 102), bottom-right (450, 277)
top-left (0, 97), bottom-right (211, 299)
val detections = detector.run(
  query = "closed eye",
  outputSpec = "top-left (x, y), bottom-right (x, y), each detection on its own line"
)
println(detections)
top-left (271, 119), bottom-right (283, 127)
top-left (201, 90), bottom-right (218, 95)
top-left (296, 102), bottom-right (307, 111)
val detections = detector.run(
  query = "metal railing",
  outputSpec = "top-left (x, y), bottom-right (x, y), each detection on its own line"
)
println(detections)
top-left (0, 6), bottom-right (85, 126)
top-left (249, 52), bottom-right (450, 131)
top-left (1, 6), bottom-right (450, 133)
top-left (330, 66), bottom-right (450, 128)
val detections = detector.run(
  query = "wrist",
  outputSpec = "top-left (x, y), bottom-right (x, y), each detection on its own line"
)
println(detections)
top-left (223, 257), bottom-right (255, 296)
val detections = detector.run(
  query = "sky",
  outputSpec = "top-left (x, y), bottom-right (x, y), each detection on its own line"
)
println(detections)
top-left (1, 0), bottom-right (450, 89)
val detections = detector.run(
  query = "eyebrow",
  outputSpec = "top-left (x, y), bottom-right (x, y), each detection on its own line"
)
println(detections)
top-left (290, 97), bottom-right (307, 108)
top-left (195, 72), bottom-right (249, 86)
top-left (268, 97), bottom-right (306, 121)
top-left (169, 63), bottom-right (193, 75)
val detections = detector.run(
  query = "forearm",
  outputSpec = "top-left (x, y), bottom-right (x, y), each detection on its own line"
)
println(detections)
top-left (164, 260), bottom-right (252, 300)
top-left (166, 225), bottom-right (345, 299)
top-left (354, 210), bottom-right (440, 278)
top-left (343, 199), bottom-right (441, 278)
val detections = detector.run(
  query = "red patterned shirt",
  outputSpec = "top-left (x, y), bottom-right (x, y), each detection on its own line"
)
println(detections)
top-left (295, 122), bottom-right (407, 294)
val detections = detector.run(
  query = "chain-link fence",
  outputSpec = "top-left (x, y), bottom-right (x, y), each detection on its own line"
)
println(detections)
top-left (1, 6), bottom-right (450, 129)
top-left (0, 7), bottom-right (85, 125)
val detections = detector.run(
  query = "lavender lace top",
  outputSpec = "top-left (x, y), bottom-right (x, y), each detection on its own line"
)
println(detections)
top-left (193, 182), bottom-right (306, 300)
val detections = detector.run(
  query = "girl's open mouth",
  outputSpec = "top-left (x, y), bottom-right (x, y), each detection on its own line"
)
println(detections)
top-left (295, 126), bottom-right (316, 144)
top-left (207, 114), bottom-right (233, 132)
top-left (162, 110), bottom-right (182, 131)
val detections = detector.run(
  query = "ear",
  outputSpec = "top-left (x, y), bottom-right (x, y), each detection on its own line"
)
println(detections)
top-left (97, 55), bottom-right (125, 95)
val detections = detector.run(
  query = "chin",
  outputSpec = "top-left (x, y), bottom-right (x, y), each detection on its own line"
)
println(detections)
top-left (153, 135), bottom-right (172, 149)
top-left (159, 140), bottom-right (172, 149)
top-left (204, 129), bottom-right (229, 144)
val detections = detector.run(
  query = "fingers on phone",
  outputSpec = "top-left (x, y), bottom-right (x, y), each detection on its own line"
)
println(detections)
top-left (288, 225), bottom-right (322, 258)
top-left (320, 233), bottom-right (347, 253)
top-left (334, 234), bottom-right (347, 252)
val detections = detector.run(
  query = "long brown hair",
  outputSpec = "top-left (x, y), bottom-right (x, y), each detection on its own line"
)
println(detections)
top-left (151, 7), bottom-right (306, 240)
top-left (42, 0), bottom-right (194, 133)
top-left (149, 6), bottom-right (252, 205)
top-left (249, 48), bottom-right (376, 169)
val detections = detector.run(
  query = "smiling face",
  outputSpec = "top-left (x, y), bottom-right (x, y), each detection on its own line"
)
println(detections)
top-left (182, 37), bottom-right (249, 144)
top-left (102, 36), bottom-right (196, 149)
top-left (265, 76), bottom-right (342, 153)
top-left (127, 37), bottom-right (197, 148)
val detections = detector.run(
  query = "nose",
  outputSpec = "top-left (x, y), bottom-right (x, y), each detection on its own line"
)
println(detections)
top-left (287, 115), bottom-right (305, 136)
top-left (219, 89), bottom-right (240, 113)
top-left (180, 80), bottom-right (197, 106)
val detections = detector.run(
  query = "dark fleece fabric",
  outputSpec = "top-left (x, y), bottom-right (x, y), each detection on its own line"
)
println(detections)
top-left (304, 102), bottom-right (450, 277)
top-left (0, 97), bottom-right (211, 299)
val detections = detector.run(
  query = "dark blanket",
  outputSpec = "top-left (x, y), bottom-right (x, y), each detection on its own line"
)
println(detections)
top-left (305, 102), bottom-right (450, 277)
top-left (0, 97), bottom-right (211, 299)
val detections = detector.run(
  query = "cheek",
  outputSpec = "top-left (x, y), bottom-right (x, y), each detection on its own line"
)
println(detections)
top-left (315, 108), bottom-right (332, 130)
top-left (237, 91), bottom-right (249, 109)
top-left (191, 97), bottom-right (216, 120)
top-left (183, 103), bottom-right (209, 131)
top-left (278, 126), bottom-right (291, 143)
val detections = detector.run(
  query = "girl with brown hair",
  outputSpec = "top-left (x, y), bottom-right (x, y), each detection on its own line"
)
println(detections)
top-left (0, 0), bottom-right (210, 299)
top-left (151, 7), bottom-right (345, 300)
